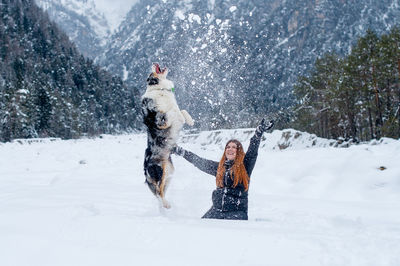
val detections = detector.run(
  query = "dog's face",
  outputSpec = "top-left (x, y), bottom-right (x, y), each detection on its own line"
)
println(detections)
top-left (146, 63), bottom-right (174, 91)
top-left (147, 63), bottom-right (169, 85)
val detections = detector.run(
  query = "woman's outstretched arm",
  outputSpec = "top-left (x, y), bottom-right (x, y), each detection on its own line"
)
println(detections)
top-left (172, 146), bottom-right (218, 176)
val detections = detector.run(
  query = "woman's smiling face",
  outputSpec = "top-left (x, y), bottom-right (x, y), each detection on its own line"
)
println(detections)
top-left (225, 142), bottom-right (237, 161)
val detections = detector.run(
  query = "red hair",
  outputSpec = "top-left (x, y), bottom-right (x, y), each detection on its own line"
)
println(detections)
top-left (216, 139), bottom-right (250, 191)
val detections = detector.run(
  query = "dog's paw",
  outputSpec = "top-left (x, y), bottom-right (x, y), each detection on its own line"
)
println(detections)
top-left (156, 112), bottom-right (168, 129)
top-left (186, 117), bottom-right (194, 127)
top-left (162, 199), bottom-right (171, 209)
top-left (181, 110), bottom-right (194, 126)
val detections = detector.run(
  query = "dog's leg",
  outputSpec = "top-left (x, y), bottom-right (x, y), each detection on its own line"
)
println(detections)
top-left (181, 110), bottom-right (194, 126)
top-left (159, 160), bottom-right (171, 209)
top-left (162, 157), bottom-right (173, 193)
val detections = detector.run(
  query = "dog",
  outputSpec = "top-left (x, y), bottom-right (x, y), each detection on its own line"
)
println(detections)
top-left (141, 63), bottom-right (194, 208)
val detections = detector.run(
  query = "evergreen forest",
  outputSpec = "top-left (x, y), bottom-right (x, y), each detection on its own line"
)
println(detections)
top-left (291, 28), bottom-right (400, 141)
top-left (0, 0), bottom-right (141, 142)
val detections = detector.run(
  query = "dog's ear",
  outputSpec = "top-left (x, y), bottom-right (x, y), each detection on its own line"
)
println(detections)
top-left (161, 67), bottom-right (168, 77)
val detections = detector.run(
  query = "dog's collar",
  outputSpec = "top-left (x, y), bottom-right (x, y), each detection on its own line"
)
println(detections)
top-left (157, 87), bottom-right (174, 93)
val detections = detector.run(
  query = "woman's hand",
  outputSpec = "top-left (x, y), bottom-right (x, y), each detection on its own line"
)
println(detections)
top-left (171, 145), bottom-right (185, 156)
top-left (255, 118), bottom-right (274, 137)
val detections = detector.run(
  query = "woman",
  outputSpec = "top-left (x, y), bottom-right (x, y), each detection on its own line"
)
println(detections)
top-left (172, 119), bottom-right (274, 220)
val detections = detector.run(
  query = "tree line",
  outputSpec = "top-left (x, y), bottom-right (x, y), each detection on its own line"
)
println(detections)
top-left (291, 27), bottom-right (400, 141)
top-left (0, 0), bottom-right (142, 142)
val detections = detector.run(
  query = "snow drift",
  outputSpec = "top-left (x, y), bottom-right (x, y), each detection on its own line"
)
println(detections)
top-left (1, 129), bottom-right (399, 266)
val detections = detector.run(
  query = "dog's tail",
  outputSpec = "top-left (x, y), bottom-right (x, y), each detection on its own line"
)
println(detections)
top-left (181, 110), bottom-right (194, 126)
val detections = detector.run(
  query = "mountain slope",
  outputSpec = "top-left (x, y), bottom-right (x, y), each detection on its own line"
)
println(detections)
top-left (98, 0), bottom-right (400, 129)
top-left (36, 0), bottom-right (111, 59)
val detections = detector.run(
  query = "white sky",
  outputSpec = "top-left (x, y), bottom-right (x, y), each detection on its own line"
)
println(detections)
top-left (94, 0), bottom-right (139, 32)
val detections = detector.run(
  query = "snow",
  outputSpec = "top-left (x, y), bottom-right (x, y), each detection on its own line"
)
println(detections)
top-left (1, 129), bottom-right (400, 266)
top-left (122, 65), bottom-right (129, 81)
top-left (276, 37), bottom-right (289, 47)
top-left (17, 89), bottom-right (29, 94)
top-left (36, 0), bottom-right (118, 46)
top-left (175, 9), bottom-right (186, 20)
top-left (188, 13), bottom-right (201, 24)
top-left (94, 0), bottom-right (139, 33)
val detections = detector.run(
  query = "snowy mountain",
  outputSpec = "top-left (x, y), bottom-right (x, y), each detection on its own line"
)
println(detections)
top-left (93, 0), bottom-right (139, 32)
top-left (36, 0), bottom-right (111, 58)
top-left (33, 0), bottom-right (400, 130)
top-left (97, 0), bottom-right (400, 129)
top-left (35, 0), bottom-right (139, 59)
top-left (2, 128), bottom-right (400, 265)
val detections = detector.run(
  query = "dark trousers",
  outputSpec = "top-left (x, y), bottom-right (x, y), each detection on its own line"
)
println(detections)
top-left (202, 207), bottom-right (248, 220)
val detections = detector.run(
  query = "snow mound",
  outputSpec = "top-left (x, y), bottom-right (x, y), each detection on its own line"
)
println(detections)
top-left (11, 138), bottom-right (62, 145)
top-left (180, 128), bottom-right (397, 151)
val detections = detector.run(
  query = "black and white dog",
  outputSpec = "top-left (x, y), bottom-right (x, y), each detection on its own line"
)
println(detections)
top-left (142, 63), bottom-right (193, 208)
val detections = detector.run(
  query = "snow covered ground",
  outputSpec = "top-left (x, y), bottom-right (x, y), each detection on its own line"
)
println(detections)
top-left (1, 129), bottom-right (400, 266)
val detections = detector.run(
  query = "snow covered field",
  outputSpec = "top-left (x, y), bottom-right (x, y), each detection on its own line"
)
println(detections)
top-left (1, 129), bottom-right (400, 266)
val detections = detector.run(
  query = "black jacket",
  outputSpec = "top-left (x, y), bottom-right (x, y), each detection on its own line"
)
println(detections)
top-left (180, 133), bottom-right (262, 220)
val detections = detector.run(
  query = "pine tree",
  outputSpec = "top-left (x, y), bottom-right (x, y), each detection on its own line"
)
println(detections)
top-left (378, 27), bottom-right (400, 138)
